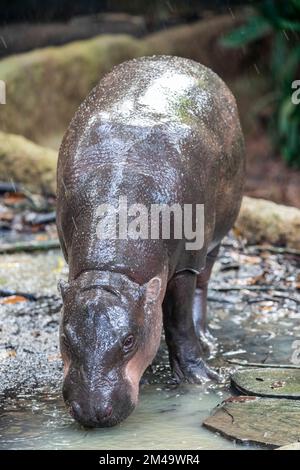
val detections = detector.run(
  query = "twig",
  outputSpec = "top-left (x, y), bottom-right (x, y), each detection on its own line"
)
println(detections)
top-left (0, 239), bottom-right (60, 254)
top-left (212, 285), bottom-right (271, 292)
top-left (211, 285), bottom-right (300, 304)
top-left (0, 289), bottom-right (37, 301)
top-left (0, 181), bottom-right (50, 211)
top-left (212, 286), bottom-right (299, 303)
top-left (207, 295), bottom-right (235, 303)
top-left (0, 182), bottom-right (21, 194)
top-left (222, 406), bottom-right (235, 424)
top-left (248, 245), bottom-right (300, 257)
top-left (272, 292), bottom-right (300, 303)
top-left (226, 359), bottom-right (300, 369)
top-left (27, 211), bottom-right (56, 225)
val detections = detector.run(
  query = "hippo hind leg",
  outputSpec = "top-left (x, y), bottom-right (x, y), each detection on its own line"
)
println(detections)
top-left (162, 264), bottom-right (219, 384)
top-left (193, 244), bottom-right (220, 356)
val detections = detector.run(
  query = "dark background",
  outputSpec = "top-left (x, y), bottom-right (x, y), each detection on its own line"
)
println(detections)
top-left (0, 1), bottom-right (250, 24)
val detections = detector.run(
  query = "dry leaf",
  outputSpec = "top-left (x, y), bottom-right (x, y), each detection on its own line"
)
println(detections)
top-left (0, 295), bottom-right (28, 304)
top-left (4, 192), bottom-right (26, 205)
top-left (270, 381), bottom-right (286, 389)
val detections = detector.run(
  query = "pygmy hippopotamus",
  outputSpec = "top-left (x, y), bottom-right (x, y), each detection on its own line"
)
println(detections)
top-left (56, 55), bottom-right (245, 427)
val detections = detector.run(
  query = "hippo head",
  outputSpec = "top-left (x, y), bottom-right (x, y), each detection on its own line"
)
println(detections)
top-left (58, 271), bottom-right (164, 427)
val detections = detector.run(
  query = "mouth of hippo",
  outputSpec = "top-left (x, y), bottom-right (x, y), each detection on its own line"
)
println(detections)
top-left (63, 380), bottom-right (137, 428)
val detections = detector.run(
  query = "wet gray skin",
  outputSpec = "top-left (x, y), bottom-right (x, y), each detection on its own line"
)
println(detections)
top-left (56, 55), bottom-right (245, 427)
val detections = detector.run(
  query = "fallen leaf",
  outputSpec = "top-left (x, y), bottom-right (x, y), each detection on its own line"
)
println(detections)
top-left (270, 381), bottom-right (286, 389)
top-left (0, 210), bottom-right (14, 222)
top-left (0, 295), bottom-right (28, 304)
top-left (236, 272), bottom-right (266, 286)
top-left (231, 252), bottom-right (261, 265)
top-left (35, 234), bottom-right (48, 241)
top-left (0, 349), bottom-right (16, 360)
top-left (47, 353), bottom-right (62, 362)
top-left (4, 192), bottom-right (26, 205)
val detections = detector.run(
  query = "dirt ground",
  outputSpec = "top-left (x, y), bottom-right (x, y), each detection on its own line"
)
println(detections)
top-left (1, 234), bottom-right (299, 398)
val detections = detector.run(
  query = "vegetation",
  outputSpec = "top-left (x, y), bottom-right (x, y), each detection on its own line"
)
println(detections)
top-left (0, 131), bottom-right (57, 194)
top-left (222, 0), bottom-right (300, 168)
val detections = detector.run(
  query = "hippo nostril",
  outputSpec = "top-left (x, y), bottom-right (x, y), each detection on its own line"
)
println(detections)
top-left (105, 406), bottom-right (113, 419)
top-left (97, 405), bottom-right (113, 422)
top-left (70, 400), bottom-right (81, 419)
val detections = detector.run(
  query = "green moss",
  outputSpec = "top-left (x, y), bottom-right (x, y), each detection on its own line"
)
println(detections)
top-left (0, 131), bottom-right (57, 194)
top-left (0, 35), bottom-right (146, 142)
top-left (174, 96), bottom-right (194, 124)
top-left (235, 196), bottom-right (300, 250)
top-left (232, 368), bottom-right (300, 398)
top-left (0, 13), bottom-right (260, 144)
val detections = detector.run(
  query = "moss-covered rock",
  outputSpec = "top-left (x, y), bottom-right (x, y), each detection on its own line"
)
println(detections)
top-left (0, 14), bottom-right (255, 144)
top-left (277, 443), bottom-right (300, 450)
top-left (0, 35), bottom-right (146, 143)
top-left (231, 368), bottom-right (300, 399)
top-left (0, 131), bottom-right (57, 194)
top-left (235, 196), bottom-right (300, 250)
top-left (203, 397), bottom-right (300, 448)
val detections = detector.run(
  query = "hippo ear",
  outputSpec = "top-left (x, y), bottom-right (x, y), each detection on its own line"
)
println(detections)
top-left (145, 277), bottom-right (162, 304)
top-left (58, 279), bottom-right (70, 300)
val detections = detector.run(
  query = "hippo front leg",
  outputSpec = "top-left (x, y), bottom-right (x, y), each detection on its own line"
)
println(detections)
top-left (163, 271), bottom-right (219, 384)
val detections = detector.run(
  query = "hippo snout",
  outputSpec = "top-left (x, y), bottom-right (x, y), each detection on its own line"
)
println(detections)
top-left (62, 376), bottom-right (136, 427)
top-left (69, 399), bottom-right (113, 427)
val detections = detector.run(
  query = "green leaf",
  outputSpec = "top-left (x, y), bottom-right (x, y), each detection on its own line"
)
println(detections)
top-left (277, 18), bottom-right (300, 32)
top-left (221, 16), bottom-right (272, 48)
top-left (278, 45), bottom-right (300, 86)
top-left (278, 99), bottom-right (294, 136)
top-left (270, 32), bottom-right (288, 78)
top-left (279, 100), bottom-right (300, 166)
top-left (291, 0), bottom-right (300, 8)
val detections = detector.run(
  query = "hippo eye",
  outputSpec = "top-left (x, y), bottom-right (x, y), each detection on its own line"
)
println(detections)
top-left (122, 335), bottom-right (135, 353)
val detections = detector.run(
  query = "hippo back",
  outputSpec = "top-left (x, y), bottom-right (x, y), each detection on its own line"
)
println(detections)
top-left (57, 56), bottom-right (244, 282)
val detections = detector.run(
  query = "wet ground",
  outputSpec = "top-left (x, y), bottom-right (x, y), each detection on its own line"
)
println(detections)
top-left (0, 235), bottom-right (299, 449)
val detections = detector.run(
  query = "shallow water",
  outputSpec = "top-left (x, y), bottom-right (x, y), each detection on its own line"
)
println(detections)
top-left (0, 385), bottom-right (252, 450)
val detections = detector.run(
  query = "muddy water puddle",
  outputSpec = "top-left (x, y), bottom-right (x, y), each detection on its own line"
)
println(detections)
top-left (0, 385), bottom-right (253, 450)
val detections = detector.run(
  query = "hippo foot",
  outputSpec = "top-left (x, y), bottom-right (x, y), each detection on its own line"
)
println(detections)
top-left (171, 357), bottom-right (220, 384)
